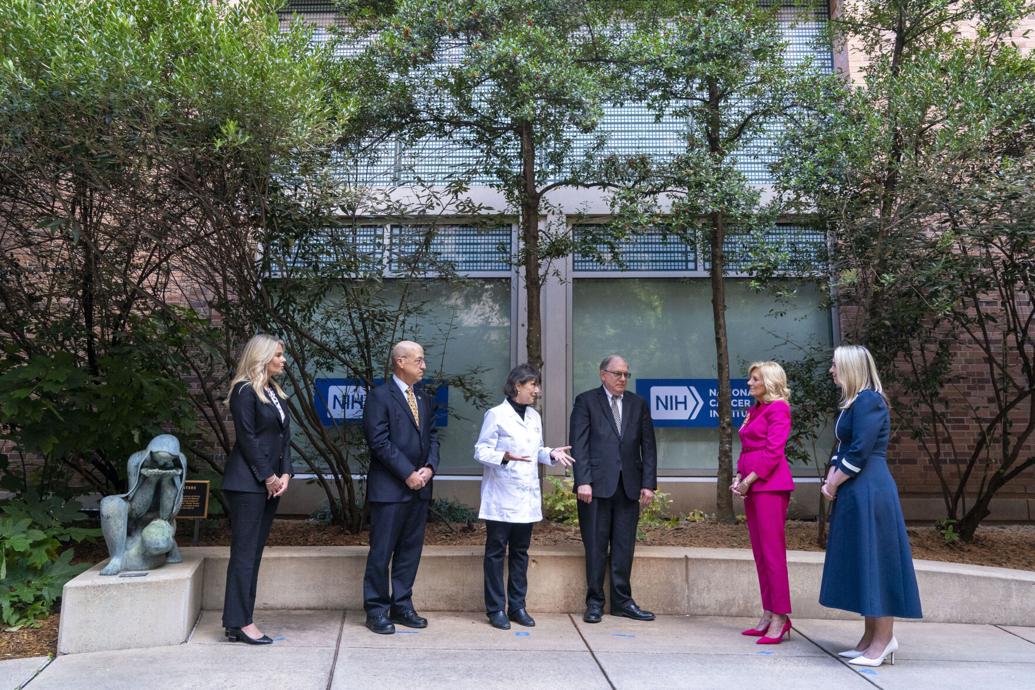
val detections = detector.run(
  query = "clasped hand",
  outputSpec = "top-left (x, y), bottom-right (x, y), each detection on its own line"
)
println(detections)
top-left (406, 467), bottom-right (433, 491)
top-left (729, 474), bottom-right (753, 497)
top-left (265, 474), bottom-right (290, 499)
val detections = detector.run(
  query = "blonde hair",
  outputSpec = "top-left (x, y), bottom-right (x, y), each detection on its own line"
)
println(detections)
top-left (226, 334), bottom-right (287, 405)
top-left (833, 344), bottom-right (886, 409)
top-left (747, 361), bottom-right (791, 404)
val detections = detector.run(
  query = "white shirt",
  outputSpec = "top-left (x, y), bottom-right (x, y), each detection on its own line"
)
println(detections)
top-left (473, 400), bottom-right (555, 523)
top-left (392, 374), bottom-right (411, 397)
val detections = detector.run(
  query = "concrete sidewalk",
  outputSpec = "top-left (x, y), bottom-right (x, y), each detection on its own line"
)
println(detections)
top-left (6, 612), bottom-right (1035, 689)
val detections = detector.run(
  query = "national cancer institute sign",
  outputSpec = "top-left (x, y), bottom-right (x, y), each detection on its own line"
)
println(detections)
top-left (313, 378), bottom-right (449, 428)
top-left (636, 378), bottom-right (751, 428)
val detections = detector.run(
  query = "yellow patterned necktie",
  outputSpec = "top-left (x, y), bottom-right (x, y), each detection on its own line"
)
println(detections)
top-left (405, 387), bottom-right (420, 427)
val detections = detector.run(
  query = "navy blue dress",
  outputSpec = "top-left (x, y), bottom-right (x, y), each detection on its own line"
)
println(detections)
top-left (819, 390), bottom-right (922, 618)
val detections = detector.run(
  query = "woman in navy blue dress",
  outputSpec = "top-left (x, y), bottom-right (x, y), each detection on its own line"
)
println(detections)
top-left (819, 345), bottom-right (922, 667)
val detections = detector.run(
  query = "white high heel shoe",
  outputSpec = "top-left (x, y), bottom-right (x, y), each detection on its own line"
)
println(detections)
top-left (848, 637), bottom-right (898, 667)
top-left (837, 649), bottom-right (863, 658)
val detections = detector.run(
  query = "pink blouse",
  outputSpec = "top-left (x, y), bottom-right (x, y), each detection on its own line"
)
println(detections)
top-left (736, 399), bottom-right (794, 492)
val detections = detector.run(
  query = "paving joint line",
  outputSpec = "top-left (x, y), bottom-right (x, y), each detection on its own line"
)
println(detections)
top-left (569, 613), bottom-right (617, 690)
top-left (19, 657), bottom-right (55, 689)
top-left (324, 609), bottom-right (348, 690)
top-left (790, 624), bottom-right (883, 690)
top-left (185, 608), bottom-right (204, 643)
top-left (995, 624), bottom-right (1035, 647)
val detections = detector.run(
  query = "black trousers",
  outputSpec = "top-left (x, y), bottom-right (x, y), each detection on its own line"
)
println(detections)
top-left (363, 499), bottom-right (429, 617)
top-left (222, 490), bottom-right (279, 628)
top-left (577, 485), bottom-right (640, 610)
top-left (483, 520), bottom-right (534, 613)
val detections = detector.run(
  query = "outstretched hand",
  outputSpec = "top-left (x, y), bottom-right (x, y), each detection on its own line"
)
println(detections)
top-left (550, 446), bottom-right (575, 467)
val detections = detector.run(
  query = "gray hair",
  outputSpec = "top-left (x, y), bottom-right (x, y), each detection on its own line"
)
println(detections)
top-left (599, 354), bottom-right (626, 371)
top-left (503, 363), bottom-right (541, 399)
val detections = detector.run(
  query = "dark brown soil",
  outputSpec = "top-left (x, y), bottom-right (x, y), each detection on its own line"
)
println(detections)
top-left (10, 519), bottom-right (1035, 662)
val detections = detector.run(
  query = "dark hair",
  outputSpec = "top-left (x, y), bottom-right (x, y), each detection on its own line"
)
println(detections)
top-left (503, 363), bottom-right (541, 399)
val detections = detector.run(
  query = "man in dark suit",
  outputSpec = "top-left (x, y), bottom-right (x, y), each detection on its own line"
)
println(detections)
top-left (570, 354), bottom-right (657, 623)
top-left (362, 340), bottom-right (440, 634)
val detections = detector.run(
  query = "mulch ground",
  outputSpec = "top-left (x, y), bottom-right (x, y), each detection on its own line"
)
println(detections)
top-left (8, 519), bottom-right (1035, 661)
top-left (0, 613), bottom-right (58, 662)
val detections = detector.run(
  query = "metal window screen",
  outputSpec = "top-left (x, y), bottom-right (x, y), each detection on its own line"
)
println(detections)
top-left (389, 225), bottom-right (512, 273)
top-left (270, 225), bottom-right (383, 276)
top-left (310, 2), bottom-right (831, 186)
top-left (704, 224), bottom-right (827, 273)
top-left (572, 226), bottom-right (697, 272)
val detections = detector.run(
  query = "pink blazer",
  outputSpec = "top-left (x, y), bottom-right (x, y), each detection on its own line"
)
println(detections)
top-left (736, 399), bottom-right (794, 492)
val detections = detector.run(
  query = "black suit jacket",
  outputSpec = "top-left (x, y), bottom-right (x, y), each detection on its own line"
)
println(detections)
top-left (224, 382), bottom-right (293, 493)
top-left (363, 380), bottom-right (440, 503)
top-left (570, 386), bottom-right (657, 501)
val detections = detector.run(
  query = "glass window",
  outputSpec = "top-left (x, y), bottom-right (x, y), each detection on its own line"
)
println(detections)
top-left (572, 278), bottom-right (833, 472)
top-left (293, 278), bottom-right (511, 476)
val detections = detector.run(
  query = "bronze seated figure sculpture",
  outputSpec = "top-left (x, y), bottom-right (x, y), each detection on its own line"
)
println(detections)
top-left (99, 434), bottom-right (188, 576)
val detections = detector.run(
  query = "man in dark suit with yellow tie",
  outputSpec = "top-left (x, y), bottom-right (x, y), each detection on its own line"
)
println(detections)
top-left (362, 340), bottom-right (440, 634)
top-left (570, 354), bottom-right (658, 624)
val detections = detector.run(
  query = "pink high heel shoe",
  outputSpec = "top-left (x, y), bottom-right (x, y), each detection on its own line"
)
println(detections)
top-left (741, 626), bottom-right (768, 637)
top-left (757, 617), bottom-right (792, 645)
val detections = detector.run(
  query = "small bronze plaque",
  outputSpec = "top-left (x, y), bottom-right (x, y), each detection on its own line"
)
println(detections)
top-left (178, 480), bottom-right (210, 520)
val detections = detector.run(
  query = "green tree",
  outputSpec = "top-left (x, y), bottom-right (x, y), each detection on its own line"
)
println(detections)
top-left (337, 0), bottom-right (624, 371)
top-left (604, 0), bottom-right (823, 522)
top-left (776, 0), bottom-right (1035, 540)
top-left (0, 0), bottom-right (346, 495)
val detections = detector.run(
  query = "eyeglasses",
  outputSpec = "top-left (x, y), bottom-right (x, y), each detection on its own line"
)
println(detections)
top-left (603, 370), bottom-right (632, 379)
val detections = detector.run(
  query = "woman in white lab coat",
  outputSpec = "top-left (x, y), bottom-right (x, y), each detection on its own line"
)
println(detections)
top-left (474, 364), bottom-right (575, 630)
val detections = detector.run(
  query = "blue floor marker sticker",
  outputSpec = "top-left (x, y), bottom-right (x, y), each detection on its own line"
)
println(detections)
top-left (273, 636), bottom-right (287, 641)
top-left (515, 631), bottom-right (530, 637)
top-left (857, 669), bottom-right (878, 676)
top-left (611, 633), bottom-right (636, 638)
top-left (755, 650), bottom-right (774, 655)
top-left (397, 630), bottom-right (419, 635)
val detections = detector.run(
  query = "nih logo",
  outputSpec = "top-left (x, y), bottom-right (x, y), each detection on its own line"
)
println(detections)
top-left (636, 378), bottom-right (750, 428)
top-left (326, 384), bottom-right (366, 421)
top-left (649, 385), bottom-right (705, 421)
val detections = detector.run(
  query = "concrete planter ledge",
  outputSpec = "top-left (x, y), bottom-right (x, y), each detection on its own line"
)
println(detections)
top-left (59, 545), bottom-right (1035, 654)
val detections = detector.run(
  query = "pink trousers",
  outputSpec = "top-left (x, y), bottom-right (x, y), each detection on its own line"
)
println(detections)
top-left (744, 491), bottom-right (792, 615)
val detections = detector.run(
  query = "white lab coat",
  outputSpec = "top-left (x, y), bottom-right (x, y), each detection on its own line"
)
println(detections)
top-left (474, 400), bottom-right (555, 523)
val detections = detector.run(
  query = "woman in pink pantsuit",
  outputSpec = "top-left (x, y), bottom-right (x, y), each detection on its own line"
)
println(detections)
top-left (730, 361), bottom-right (794, 644)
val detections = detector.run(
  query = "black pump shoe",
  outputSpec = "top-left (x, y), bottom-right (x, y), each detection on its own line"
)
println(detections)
top-left (225, 627), bottom-right (273, 645)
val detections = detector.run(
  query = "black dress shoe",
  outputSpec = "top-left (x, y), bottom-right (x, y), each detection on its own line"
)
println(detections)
top-left (508, 608), bottom-right (536, 627)
top-left (487, 610), bottom-right (511, 630)
top-left (611, 603), bottom-right (655, 621)
top-left (225, 627), bottom-right (273, 645)
top-left (583, 607), bottom-right (603, 624)
top-left (390, 609), bottom-right (428, 629)
top-left (365, 614), bottom-right (396, 634)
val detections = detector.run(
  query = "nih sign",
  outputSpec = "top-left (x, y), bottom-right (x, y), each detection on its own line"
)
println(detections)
top-left (313, 378), bottom-right (449, 428)
top-left (636, 378), bottom-right (751, 428)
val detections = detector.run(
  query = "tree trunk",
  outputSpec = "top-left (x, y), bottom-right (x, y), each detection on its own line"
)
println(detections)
top-left (519, 121), bottom-right (543, 370)
top-left (710, 211), bottom-right (735, 523)
top-left (704, 78), bottom-right (735, 523)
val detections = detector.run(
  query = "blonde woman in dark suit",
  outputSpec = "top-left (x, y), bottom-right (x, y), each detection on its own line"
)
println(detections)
top-left (222, 334), bottom-right (293, 645)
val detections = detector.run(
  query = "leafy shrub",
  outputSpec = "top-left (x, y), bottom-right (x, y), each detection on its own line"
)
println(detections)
top-left (685, 509), bottom-right (709, 523)
top-left (543, 476), bottom-right (579, 525)
top-left (0, 493), bottom-right (99, 629)
top-left (935, 518), bottom-right (961, 546)
top-left (429, 497), bottom-right (478, 525)
top-left (545, 475), bottom-right (675, 540)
